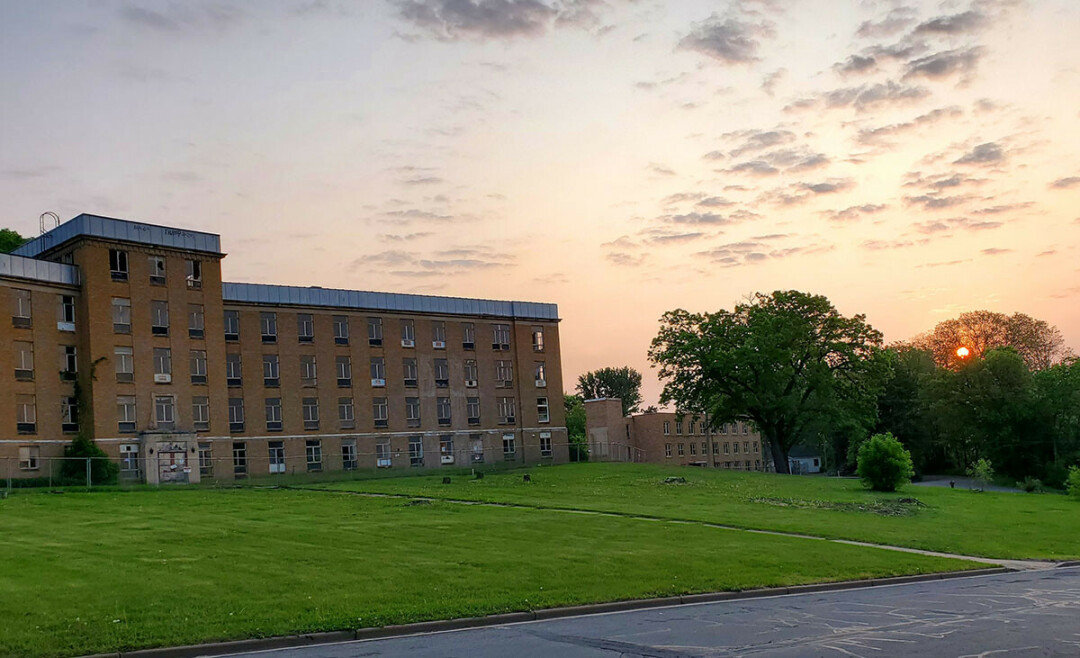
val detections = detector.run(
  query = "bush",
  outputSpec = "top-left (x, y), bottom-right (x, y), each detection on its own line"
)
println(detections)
top-left (856, 433), bottom-right (914, 492)
top-left (60, 436), bottom-right (119, 486)
top-left (1017, 476), bottom-right (1043, 493)
top-left (966, 458), bottom-right (994, 492)
top-left (1067, 466), bottom-right (1080, 500)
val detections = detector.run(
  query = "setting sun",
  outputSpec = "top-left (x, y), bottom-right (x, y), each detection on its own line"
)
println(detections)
top-left (957, 347), bottom-right (971, 358)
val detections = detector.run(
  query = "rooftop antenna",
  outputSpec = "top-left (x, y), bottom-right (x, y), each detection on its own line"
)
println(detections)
top-left (39, 211), bottom-right (60, 236)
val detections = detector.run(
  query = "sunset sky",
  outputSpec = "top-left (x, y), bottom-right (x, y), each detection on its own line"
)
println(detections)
top-left (2, 0), bottom-right (1078, 405)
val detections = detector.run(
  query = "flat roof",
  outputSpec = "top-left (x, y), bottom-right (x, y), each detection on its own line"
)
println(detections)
top-left (222, 282), bottom-right (559, 321)
top-left (0, 252), bottom-right (80, 287)
top-left (13, 213), bottom-right (222, 257)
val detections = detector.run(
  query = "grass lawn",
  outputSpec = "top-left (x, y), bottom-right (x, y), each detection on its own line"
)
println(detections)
top-left (0, 487), bottom-right (975, 658)
top-left (319, 462), bottom-right (1080, 560)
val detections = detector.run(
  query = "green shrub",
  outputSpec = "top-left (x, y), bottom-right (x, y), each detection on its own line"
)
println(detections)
top-left (60, 436), bottom-right (119, 486)
top-left (966, 458), bottom-right (994, 492)
top-left (1067, 466), bottom-right (1080, 500)
top-left (856, 433), bottom-right (914, 492)
top-left (1017, 476), bottom-right (1043, 493)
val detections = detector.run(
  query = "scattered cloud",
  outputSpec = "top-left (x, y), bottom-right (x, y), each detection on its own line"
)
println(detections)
top-left (904, 194), bottom-right (974, 210)
top-left (856, 106), bottom-right (964, 146)
top-left (401, 176), bottom-right (444, 185)
top-left (954, 142), bottom-right (1005, 165)
top-left (981, 247), bottom-right (1012, 255)
top-left (118, 2), bottom-right (246, 34)
top-left (1050, 176), bottom-right (1080, 189)
top-left (647, 162), bottom-right (676, 176)
top-left (822, 204), bottom-right (887, 222)
top-left (913, 10), bottom-right (988, 35)
top-left (834, 55), bottom-right (877, 75)
top-left (1, 165), bottom-right (62, 180)
top-left (855, 7), bottom-right (918, 38)
top-left (904, 47), bottom-right (983, 81)
top-left (812, 81), bottom-right (931, 111)
top-left (606, 251), bottom-right (647, 267)
top-left (678, 14), bottom-right (775, 65)
top-left (395, 0), bottom-right (557, 40)
top-left (380, 232), bottom-right (434, 242)
top-left (727, 129), bottom-right (796, 156)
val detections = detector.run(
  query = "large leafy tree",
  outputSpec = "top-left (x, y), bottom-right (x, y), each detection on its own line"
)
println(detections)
top-left (909, 310), bottom-right (1068, 371)
top-left (0, 228), bottom-right (26, 253)
top-left (576, 367), bottom-right (643, 416)
top-left (649, 290), bottom-right (888, 474)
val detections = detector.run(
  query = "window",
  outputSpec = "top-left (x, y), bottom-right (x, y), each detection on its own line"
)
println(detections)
top-left (224, 310), bottom-right (239, 341)
top-left (367, 317), bottom-right (382, 346)
top-left (492, 324), bottom-right (510, 350)
top-left (540, 431), bottom-right (552, 457)
top-left (228, 397), bottom-right (245, 433)
top-left (376, 439), bottom-right (391, 468)
top-left (534, 363), bottom-right (546, 387)
top-left (14, 341), bottom-right (33, 380)
top-left (402, 357), bottom-right (417, 387)
top-left (233, 442), bottom-right (247, 476)
top-left (61, 396), bottom-right (79, 433)
top-left (185, 259), bottom-right (202, 289)
top-left (406, 397), bottom-right (421, 428)
top-left (148, 255), bottom-right (166, 285)
top-left (269, 441), bottom-right (286, 474)
top-left (12, 289), bottom-right (31, 327)
top-left (724, 442), bottom-right (730, 454)
top-left (497, 397), bottom-right (516, 425)
top-left (532, 326), bottom-right (544, 352)
top-left (464, 359), bottom-right (478, 386)
top-left (744, 441), bottom-right (750, 453)
top-left (338, 397), bottom-right (355, 430)
top-left (665, 443), bottom-right (672, 458)
top-left (111, 346), bottom-right (134, 383)
top-left (409, 435), bottom-right (424, 467)
top-left (743, 423), bottom-right (749, 435)
top-left (119, 444), bottom-right (140, 474)
top-left (199, 443), bottom-right (213, 476)
top-left (155, 395), bottom-right (175, 431)
top-left (440, 435), bottom-right (454, 464)
top-left (721, 423), bottom-right (728, 435)
top-left (502, 433), bottom-right (516, 461)
top-left (471, 434), bottom-right (484, 463)
top-left (297, 313), bottom-right (314, 343)
top-left (432, 320), bottom-right (446, 347)
top-left (537, 397), bottom-right (550, 423)
top-left (437, 396), bottom-right (451, 426)
top-left (496, 360), bottom-right (513, 387)
top-left (371, 357), bottom-right (386, 386)
top-left (754, 442), bottom-right (759, 453)
top-left (58, 295), bottom-right (76, 328)
top-left (20, 446), bottom-right (40, 470)
top-left (109, 249), bottom-right (128, 281)
top-left (192, 396), bottom-right (210, 432)
top-left (190, 349), bottom-right (207, 384)
top-left (300, 355), bottom-right (317, 387)
top-left (112, 297), bottom-right (131, 333)
top-left (400, 319), bottom-right (415, 346)
top-left (677, 443), bottom-right (685, 456)
top-left (306, 440), bottom-right (322, 472)
top-left (663, 421), bottom-right (670, 435)
top-left (153, 347), bottom-right (172, 381)
top-left (467, 397), bottom-right (481, 425)
top-left (261, 354), bottom-right (279, 387)
top-left (688, 422), bottom-right (695, 435)
top-left (342, 439), bottom-right (358, 470)
top-left (117, 396), bottom-right (137, 433)
top-left (303, 397), bottom-right (320, 430)
top-left (260, 312), bottom-right (277, 343)
top-left (690, 442), bottom-right (697, 456)
top-left (700, 422), bottom-right (707, 436)
top-left (462, 322), bottom-right (475, 350)
top-left (60, 345), bottom-right (77, 379)
top-left (733, 441), bottom-right (740, 454)
top-left (226, 353), bottom-right (242, 386)
top-left (336, 355), bottom-right (352, 387)
top-left (713, 442), bottom-right (720, 455)
top-left (265, 398), bottom-right (282, 431)
top-left (188, 304), bottom-right (204, 339)
top-left (333, 315), bottom-right (349, 345)
top-left (373, 397), bottom-right (388, 428)
top-left (434, 358), bottom-right (449, 387)
top-left (147, 300), bottom-right (169, 336)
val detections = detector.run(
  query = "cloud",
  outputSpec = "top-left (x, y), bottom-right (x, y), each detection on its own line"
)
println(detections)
top-left (822, 204), bottom-right (887, 222)
top-left (380, 232), bottom-right (434, 242)
top-left (695, 237), bottom-right (834, 266)
top-left (1050, 176), bottom-right (1080, 189)
top-left (904, 194), bottom-right (973, 210)
top-left (834, 55), bottom-right (877, 75)
top-left (761, 68), bottom-right (786, 95)
top-left (727, 129), bottom-right (796, 156)
top-left (382, 209), bottom-right (456, 223)
top-left (396, 0), bottom-right (557, 39)
top-left (606, 251), bottom-right (646, 267)
top-left (725, 160), bottom-right (779, 176)
top-left (821, 81), bottom-right (930, 111)
top-left (856, 106), bottom-right (964, 145)
top-left (664, 212), bottom-right (735, 225)
top-left (401, 176), bottom-right (444, 185)
top-left (981, 247), bottom-right (1012, 255)
top-left (1, 165), bottom-right (62, 180)
top-left (904, 47), bottom-right (982, 81)
top-left (647, 162), bottom-right (676, 176)
top-left (954, 142), bottom-right (1005, 165)
top-left (678, 14), bottom-right (775, 65)
top-left (118, 2), bottom-right (245, 34)
top-left (972, 202), bottom-right (1033, 215)
top-left (913, 10), bottom-right (988, 35)
top-left (910, 217), bottom-right (1003, 234)
top-left (856, 7), bottom-right (918, 38)
top-left (697, 196), bottom-right (735, 208)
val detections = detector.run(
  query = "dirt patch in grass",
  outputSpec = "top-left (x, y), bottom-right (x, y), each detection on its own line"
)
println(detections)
top-left (748, 496), bottom-right (927, 517)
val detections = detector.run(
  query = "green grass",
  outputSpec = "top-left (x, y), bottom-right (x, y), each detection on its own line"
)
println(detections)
top-left (318, 462), bottom-right (1080, 560)
top-left (0, 487), bottom-right (975, 658)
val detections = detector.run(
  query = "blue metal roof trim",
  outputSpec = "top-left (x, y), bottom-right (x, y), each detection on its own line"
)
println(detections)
top-left (222, 282), bottom-right (558, 320)
top-left (0, 253), bottom-right (80, 286)
top-left (13, 213), bottom-right (221, 257)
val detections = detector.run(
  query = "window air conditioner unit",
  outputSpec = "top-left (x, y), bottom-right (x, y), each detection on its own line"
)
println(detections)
top-left (371, 378), bottom-right (386, 387)
top-left (465, 379), bottom-right (478, 388)
top-left (432, 340), bottom-right (446, 349)
top-left (154, 373), bottom-right (172, 383)
top-left (441, 455), bottom-right (454, 464)
top-left (57, 321), bottom-right (75, 332)
top-left (401, 339), bottom-right (415, 348)
top-left (535, 379), bottom-right (546, 387)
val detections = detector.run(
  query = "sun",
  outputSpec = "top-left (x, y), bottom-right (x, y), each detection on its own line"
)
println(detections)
top-left (956, 346), bottom-right (970, 358)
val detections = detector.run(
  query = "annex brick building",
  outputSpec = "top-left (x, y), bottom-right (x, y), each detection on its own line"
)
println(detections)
top-left (584, 398), bottom-right (769, 471)
top-left (2, 214), bottom-right (566, 483)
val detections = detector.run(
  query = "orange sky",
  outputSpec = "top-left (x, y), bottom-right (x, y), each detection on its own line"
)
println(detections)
top-left (2, 0), bottom-right (1078, 405)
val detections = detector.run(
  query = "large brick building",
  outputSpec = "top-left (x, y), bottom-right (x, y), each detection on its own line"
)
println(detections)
top-left (584, 398), bottom-right (769, 471)
top-left (2, 214), bottom-right (566, 483)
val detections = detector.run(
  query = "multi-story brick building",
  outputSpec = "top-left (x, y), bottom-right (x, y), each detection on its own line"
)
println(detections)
top-left (584, 398), bottom-right (769, 471)
top-left (2, 213), bottom-right (566, 483)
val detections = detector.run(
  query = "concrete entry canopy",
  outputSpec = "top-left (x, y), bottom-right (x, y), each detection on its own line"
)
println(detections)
top-left (141, 433), bottom-right (201, 485)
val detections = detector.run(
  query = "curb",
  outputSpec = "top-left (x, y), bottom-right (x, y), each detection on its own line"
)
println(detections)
top-left (80, 567), bottom-right (1011, 658)
top-left (1057, 560), bottom-right (1080, 568)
